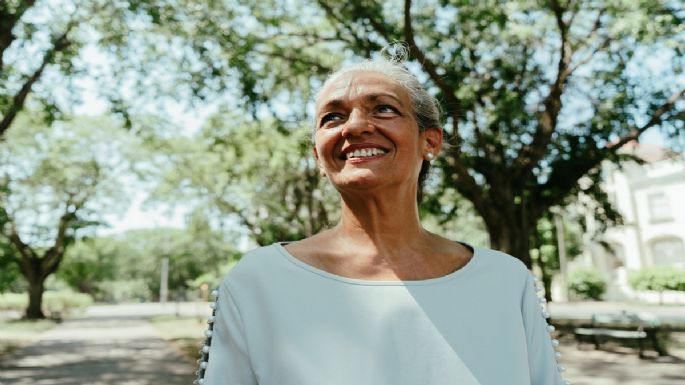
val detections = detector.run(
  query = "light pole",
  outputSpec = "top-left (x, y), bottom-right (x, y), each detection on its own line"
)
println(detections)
top-left (552, 207), bottom-right (569, 301)
top-left (160, 256), bottom-right (169, 303)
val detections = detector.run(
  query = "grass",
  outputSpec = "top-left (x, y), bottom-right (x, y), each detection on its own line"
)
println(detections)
top-left (0, 319), bottom-right (57, 358)
top-left (148, 315), bottom-right (208, 362)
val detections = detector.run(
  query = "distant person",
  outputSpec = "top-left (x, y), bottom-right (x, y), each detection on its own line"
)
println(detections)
top-left (195, 49), bottom-right (569, 385)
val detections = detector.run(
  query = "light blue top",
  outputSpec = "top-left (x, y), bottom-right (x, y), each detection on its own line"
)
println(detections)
top-left (202, 243), bottom-right (567, 385)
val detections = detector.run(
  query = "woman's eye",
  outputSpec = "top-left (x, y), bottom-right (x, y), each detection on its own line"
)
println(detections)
top-left (319, 113), bottom-right (344, 127)
top-left (376, 105), bottom-right (399, 114)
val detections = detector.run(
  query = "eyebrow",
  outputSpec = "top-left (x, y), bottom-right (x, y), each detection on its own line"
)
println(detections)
top-left (318, 92), bottom-right (406, 114)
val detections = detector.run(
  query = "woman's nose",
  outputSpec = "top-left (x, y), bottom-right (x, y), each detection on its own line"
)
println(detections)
top-left (341, 109), bottom-right (374, 137)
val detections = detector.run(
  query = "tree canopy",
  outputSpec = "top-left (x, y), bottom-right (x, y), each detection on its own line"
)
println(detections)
top-left (122, 0), bottom-right (684, 266)
top-left (1, 1), bottom-right (683, 312)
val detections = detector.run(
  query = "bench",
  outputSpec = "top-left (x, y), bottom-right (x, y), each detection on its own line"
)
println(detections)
top-left (573, 311), bottom-right (666, 358)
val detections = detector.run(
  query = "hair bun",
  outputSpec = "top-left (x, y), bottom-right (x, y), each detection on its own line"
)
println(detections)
top-left (380, 41), bottom-right (410, 64)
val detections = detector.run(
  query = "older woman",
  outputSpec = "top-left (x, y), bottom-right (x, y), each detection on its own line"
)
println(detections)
top-left (196, 59), bottom-right (570, 385)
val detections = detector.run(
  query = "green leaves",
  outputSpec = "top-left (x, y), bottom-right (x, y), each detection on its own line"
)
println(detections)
top-left (146, 108), bottom-right (339, 246)
top-left (629, 267), bottom-right (685, 293)
top-left (568, 267), bottom-right (608, 300)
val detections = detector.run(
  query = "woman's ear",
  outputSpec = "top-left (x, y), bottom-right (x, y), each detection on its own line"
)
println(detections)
top-left (422, 127), bottom-right (443, 158)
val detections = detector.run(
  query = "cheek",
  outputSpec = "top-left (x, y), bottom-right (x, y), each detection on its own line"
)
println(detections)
top-left (314, 131), bottom-right (339, 161)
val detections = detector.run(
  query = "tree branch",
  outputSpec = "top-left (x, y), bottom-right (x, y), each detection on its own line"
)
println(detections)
top-left (607, 86), bottom-right (685, 151)
top-left (512, 0), bottom-right (573, 176)
top-left (42, 202), bottom-right (77, 277)
top-left (401, 0), bottom-right (487, 209)
top-left (403, 0), bottom-right (462, 145)
top-left (0, 0), bottom-right (37, 70)
top-left (538, 86), bottom-right (685, 209)
top-left (0, 22), bottom-right (74, 137)
top-left (251, 46), bottom-right (332, 75)
top-left (315, 0), bottom-right (381, 58)
top-left (569, 9), bottom-right (608, 73)
top-left (3, 212), bottom-right (39, 280)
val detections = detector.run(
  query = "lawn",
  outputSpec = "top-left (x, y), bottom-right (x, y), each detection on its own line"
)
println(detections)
top-left (148, 315), bottom-right (208, 362)
top-left (0, 319), bottom-right (57, 358)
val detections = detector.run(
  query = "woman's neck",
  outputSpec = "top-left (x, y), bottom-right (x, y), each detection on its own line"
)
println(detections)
top-left (332, 187), bottom-right (431, 257)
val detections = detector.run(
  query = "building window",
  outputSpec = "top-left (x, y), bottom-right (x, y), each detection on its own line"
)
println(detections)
top-left (650, 238), bottom-right (685, 267)
top-left (647, 192), bottom-right (671, 222)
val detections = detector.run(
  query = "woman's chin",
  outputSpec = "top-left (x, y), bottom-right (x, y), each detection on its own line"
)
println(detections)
top-left (331, 171), bottom-right (386, 191)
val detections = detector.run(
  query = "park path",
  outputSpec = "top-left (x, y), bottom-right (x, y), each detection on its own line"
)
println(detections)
top-left (0, 306), bottom-right (195, 385)
top-left (1, 302), bottom-right (684, 385)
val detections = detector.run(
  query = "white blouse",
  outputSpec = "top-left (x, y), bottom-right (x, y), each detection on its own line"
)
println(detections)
top-left (197, 243), bottom-right (569, 385)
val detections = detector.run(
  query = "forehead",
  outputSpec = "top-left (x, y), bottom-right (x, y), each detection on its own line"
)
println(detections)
top-left (315, 71), bottom-right (411, 112)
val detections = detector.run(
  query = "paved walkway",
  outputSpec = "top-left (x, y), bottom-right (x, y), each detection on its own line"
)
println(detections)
top-left (560, 344), bottom-right (685, 385)
top-left (0, 308), bottom-right (194, 385)
top-left (2, 302), bottom-right (684, 384)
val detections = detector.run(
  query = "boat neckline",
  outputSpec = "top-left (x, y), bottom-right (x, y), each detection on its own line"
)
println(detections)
top-left (273, 241), bottom-right (479, 286)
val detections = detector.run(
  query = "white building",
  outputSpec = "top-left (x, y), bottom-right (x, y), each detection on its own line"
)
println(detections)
top-left (567, 142), bottom-right (685, 303)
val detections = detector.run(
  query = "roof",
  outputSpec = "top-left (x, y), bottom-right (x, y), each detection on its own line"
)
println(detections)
top-left (616, 140), bottom-right (681, 163)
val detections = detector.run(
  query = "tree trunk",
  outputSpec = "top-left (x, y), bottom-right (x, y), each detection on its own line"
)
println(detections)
top-left (486, 218), bottom-right (533, 268)
top-left (25, 277), bottom-right (46, 319)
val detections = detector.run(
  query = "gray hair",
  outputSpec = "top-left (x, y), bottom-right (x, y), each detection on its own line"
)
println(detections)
top-left (313, 55), bottom-right (442, 202)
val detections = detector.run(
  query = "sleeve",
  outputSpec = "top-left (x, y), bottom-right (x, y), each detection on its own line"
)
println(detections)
top-left (521, 273), bottom-right (570, 385)
top-left (196, 282), bottom-right (258, 385)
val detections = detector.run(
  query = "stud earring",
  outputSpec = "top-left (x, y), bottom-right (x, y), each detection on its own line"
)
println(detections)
top-left (425, 153), bottom-right (434, 161)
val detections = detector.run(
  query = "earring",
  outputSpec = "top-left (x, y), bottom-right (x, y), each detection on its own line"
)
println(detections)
top-left (425, 153), bottom-right (434, 161)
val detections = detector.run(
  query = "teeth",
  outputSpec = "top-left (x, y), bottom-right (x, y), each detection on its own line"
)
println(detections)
top-left (346, 148), bottom-right (386, 159)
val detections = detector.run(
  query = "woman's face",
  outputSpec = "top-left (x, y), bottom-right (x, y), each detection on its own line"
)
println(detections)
top-left (313, 71), bottom-right (440, 195)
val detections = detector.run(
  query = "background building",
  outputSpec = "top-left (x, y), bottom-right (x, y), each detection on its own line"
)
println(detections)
top-left (566, 142), bottom-right (685, 303)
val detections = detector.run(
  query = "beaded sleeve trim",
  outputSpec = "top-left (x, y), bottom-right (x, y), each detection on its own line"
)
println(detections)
top-left (532, 274), bottom-right (572, 385)
top-left (194, 288), bottom-right (219, 385)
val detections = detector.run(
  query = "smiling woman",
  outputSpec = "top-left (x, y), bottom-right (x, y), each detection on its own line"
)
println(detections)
top-left (196, 55), bottom-right (570, 385)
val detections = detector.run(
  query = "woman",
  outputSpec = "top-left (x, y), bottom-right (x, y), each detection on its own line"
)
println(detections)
top-left (196, 58), bottom-right (570, 385)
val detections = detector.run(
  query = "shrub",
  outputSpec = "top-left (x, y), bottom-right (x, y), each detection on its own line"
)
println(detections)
top-left (0, 291), bottom-right (93, 315)
top-left (629, 267), bottom-right (685, 292)
top-left (568, 268), bottom-right (607, 300)
top-left (96, 280), bottom-right (151, 303)
top-left (0, 293), bottom-right (27, 311)
top-left (43, 291), bottom-right (93, 315)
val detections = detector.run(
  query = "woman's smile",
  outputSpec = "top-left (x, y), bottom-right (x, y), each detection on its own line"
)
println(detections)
top-left (340, 144), bottom-right (389, 162)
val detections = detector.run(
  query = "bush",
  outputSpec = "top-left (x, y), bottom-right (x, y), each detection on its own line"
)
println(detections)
top-left (43, 291), bottom-right (93, 315)
top-left (0, 291), bottom-right (93, 315)
top-left (0, 293), bottom-right (27, 311)
top-left (568, 268), bottom-right (607, 300)
top-left (96, 280), bottom-right (151, 303)
top-left (629, 267), bottom-right (685, 292)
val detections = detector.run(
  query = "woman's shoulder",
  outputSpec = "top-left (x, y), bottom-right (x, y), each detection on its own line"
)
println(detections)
top-left (472, 246), bottom-right (531, 276)
top-left (219, 244), bottom-right (284, 288)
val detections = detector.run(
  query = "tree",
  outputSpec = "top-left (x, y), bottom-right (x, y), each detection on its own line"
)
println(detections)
top-left (531, 209), bottom-right (585, 301)
top-left (0, 114), bottom-right (132, 318)
top-left (1, 0), bottom-right (90, 137)
top-left (111, 223), bottom-right (238, 300)
top-left (0, 219), bottom-right (23, 293)
top-left (57, 221), bottom-right (238, 303)
top-left (150, 112), bottom-right (339, 246)
top-left (56, 236), bottom-right (121, 296)
top-left (129, 0), bottom-right (685, 266)
top-left (0, 0), bottom-right (182, 137)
